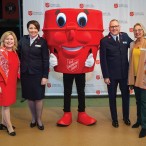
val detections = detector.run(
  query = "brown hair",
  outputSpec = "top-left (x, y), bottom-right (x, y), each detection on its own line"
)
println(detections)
top-left (0, 31), bottom-right (18, 51)
top-left (27, 20), bottom-right (40, 31)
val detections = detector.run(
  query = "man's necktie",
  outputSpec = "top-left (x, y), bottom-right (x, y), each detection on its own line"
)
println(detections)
top-left (116, 36), bottom-right (119, 43)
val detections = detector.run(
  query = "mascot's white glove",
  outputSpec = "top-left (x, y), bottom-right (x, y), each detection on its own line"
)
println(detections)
top-left (49, 53), bottom-right (58, 68)
top-left (85, 53), bottom-right (94, 67)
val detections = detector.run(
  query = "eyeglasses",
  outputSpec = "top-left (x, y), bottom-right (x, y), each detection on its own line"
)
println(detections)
top-left (110, 25), bottom-right (119, 29)
top-left (133, 29), bottom-right (143, 33)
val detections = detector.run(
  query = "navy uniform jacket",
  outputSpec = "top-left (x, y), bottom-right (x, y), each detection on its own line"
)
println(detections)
top-left (18, 35), bottom-right (49, 78)
top-left (100, 32), bottom-right (133, 79)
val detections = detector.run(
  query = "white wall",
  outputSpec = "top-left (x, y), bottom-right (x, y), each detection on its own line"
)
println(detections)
top-left (23, 0), bottom-right (146, 96)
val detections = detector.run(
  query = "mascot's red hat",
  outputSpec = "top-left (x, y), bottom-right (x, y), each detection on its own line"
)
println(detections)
top-left (43, 8), bottom-right (103, 73)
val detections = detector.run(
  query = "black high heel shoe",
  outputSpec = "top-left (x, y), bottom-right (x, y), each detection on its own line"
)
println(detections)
top-left (30, 122), bottom-right (36, 128)
top-left (7, 129), bottom-right (16, 136)
top-left (37, 123), bottom-right (44, 130)
top-left (6, 126), bottom-right (16, 136)
top-left (0, 124), bottom-right (15, 130)
top-left (0, 124), bottom-right (6, 130)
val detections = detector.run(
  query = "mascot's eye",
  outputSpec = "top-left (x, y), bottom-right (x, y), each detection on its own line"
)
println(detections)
top-left (56, 13), bottom-right (66, 27)
top-left (77, 12), bottom-right (87, 27)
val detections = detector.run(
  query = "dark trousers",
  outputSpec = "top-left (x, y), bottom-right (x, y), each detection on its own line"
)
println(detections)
top-left (134, 86), bottom-right (146, 129)
top-left (63, 73), bottom-right (85, 112)
top-left (107, 78), bottom-right (130, 121)
top-left (133, 86), bottom-right (141, 124)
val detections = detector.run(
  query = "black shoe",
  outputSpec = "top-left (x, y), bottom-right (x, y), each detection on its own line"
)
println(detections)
top-left (37, 123), bottom-right (44, 130)
top-left (0, 124), bottom-right (7, 130)
top-left (123, 119), bottom-right (131, 126)
top-left (112, 121), bottom-right (119, 128)
top-left (132, 122), bottom-right (140, 128)
top-left (7, 130), bottom-right (16, 136)
top-left (0, 124), bottom-right (15, 130)
top-left (6, 127), bottom-right (16, 136)
top-left (139, 128), bottom-right (146, 138)
top-left (30, 122), bottom-right (36, 128)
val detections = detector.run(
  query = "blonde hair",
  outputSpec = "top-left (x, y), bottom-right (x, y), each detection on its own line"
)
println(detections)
top-left (133, 23), bottom-right (146, 36)
top-left (0, 31), bottom-right (18, 51)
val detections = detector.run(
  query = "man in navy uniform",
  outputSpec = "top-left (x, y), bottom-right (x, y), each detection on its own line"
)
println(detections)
top-left (100, 19), bottom-right (133, 128)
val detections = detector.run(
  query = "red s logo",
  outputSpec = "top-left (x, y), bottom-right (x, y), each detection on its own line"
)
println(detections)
top-left (28, 11), bottom-right (32, 16)
top-left (79, 3), bottom-right (84, 8)
top-left (96, 90), bottom-right (101, 95)
top-left (114, 3), bottom-right (118, 8)
top-left (45, 3), bottom-right (50, 8)
top-left (130, 12), bottom-right (134, 16)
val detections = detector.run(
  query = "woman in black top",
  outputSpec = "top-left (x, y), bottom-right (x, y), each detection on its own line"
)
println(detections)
top-left (18, 20), bottom-right (49, 130)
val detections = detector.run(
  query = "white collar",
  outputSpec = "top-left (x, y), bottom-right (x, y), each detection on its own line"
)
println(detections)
top-left (29, 35), bottom-right (38, 45)
top-left (110, 34), bottom-right (119, 41)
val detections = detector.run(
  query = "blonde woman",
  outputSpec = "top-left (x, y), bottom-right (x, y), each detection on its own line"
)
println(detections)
top-left (128, 23), bottom-right (146, 138)
top-left (0, 31), bottom-right (19, 136)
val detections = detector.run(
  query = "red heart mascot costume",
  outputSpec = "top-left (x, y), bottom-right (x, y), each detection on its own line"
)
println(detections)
top-left (43, 8), bottom-right (103, 126)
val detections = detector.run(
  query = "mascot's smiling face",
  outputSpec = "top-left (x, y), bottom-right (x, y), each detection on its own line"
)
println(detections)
top-left (43, 8), bottom-right (103, 73)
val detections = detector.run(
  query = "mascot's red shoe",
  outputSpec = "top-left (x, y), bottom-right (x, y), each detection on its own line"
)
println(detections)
top-left (57, 112), bottom-right (72, 126)
top-left (77, 112), bottom-right (96, 126)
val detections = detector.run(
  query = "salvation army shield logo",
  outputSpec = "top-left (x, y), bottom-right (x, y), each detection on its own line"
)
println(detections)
top-left (96, 75), bottom-right (100, 80)
top-left (129, 28), bottom-right (133, 32)
top-left (47, 83), bottom-right (51, 88)
top-left (66, 59), bottom-right (79, 72)
top-left (79, 3), bottom-right (84, 8)
top-left (28, 11), bottom-right (32, 16)
top-left (96, 90), bottom-right (101, 95)
top-left (114, 3), bottom-right (118, 8)
top-left (45, 3), bottom-right (50, 8)
top-left (130, 12), bottom-right (134, 16)
top-left (96, 59), bottom-right (100, 64)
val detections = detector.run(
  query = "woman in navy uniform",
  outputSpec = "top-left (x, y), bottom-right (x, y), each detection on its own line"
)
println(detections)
top-left (18, 20), bottom-right (49, 130)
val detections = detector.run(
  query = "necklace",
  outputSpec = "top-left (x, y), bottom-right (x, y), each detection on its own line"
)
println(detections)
top-left (134, 38), bottom-right (145, 48)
